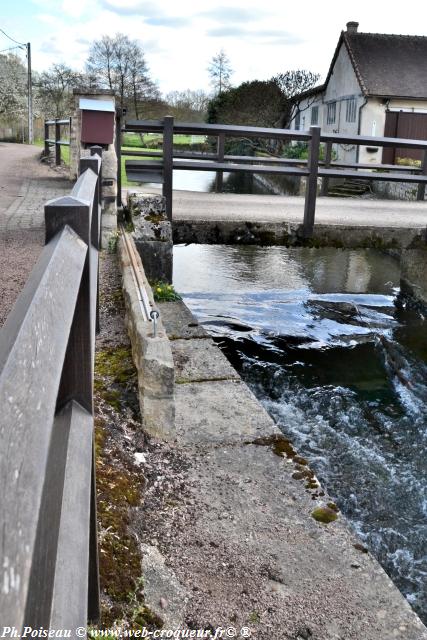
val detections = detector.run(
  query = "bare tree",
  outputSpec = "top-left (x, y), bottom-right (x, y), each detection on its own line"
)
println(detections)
top-left (86, 35), bottom-right (115, 92)
top-left (272, 69), bottom-right (321, 126)
top-left (165, 89), bottom-right (210, 120)
top-left (86, 33), bottom-right (158, 112)
top-left (37, 63), bottom-right (83, 118)
top-left (208, 49), bottom-right (233, 95)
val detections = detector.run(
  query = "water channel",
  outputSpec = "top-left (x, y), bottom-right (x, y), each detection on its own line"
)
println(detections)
top-left (152, 169), bottom-right (300, 195)
top-left (173, 245), bottom-right (427, 624)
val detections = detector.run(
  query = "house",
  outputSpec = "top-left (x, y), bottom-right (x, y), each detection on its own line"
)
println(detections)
top-left (290, 22), bottom-right (427, 164)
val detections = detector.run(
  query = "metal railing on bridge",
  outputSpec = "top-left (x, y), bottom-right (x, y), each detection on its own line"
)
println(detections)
top-left (0, 146), bottom-right (103, 629)
top-left (44, 117), bottom-right (71, 165)
top-left (122, 117), bottom-right (427, 237)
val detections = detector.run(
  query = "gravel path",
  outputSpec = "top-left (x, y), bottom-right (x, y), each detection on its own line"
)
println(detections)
top-left (0, 143), bottom-right (71, 327)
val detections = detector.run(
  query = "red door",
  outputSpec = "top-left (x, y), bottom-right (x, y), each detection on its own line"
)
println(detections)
top-left (383, 111), bottom-right (427, 163)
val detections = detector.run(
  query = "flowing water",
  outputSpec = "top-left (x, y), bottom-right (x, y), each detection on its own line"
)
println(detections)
top-left (173, 244), bottom-right (427, 623)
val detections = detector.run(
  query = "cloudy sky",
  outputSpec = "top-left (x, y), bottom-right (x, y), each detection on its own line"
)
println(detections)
top-left (3, 0), bottom-right (427, 95)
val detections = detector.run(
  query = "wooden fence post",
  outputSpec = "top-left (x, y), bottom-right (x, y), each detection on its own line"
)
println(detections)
top-left (163, 115), bottom-right (174, 221)
top-left (417, 149), bottom-right (427, 201)
top-left (115, 110), bottom-right (122, 207)
top-left (321, 140), bottom-right (332, 196)
top-left (45, 195), bottom-right (92, 413)
top-left (216, 132), bottom-right (225, 192)
top-left (44, 121), bottom-right (49, 157)
top-left (55, 119), bottom-right (61, 166)
top-left (79, 147), bottom-right (102, 249)
top-left (303, 126), bottom-right (321, 237)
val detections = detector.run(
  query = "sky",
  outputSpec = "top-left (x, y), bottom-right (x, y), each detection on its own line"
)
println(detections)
top-left (3, 0), bottom-right (427, 95)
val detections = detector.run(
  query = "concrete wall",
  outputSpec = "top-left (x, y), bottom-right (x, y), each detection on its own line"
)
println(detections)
top-left (400, 242), bottom-right (427, 308)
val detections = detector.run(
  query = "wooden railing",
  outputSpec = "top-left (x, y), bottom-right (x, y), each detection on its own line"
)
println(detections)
top-left (122, 118), bottom-right (427, 237)
top-left (0, 146), bottom-right (103, 630)
top-left (44, 118), bottom-right (71, 165)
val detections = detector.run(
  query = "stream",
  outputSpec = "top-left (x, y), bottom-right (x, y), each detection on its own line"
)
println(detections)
top-left (173, 244), bottom-right (427, 624)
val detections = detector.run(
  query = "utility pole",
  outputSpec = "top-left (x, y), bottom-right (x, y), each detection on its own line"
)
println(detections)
top-left (27, 42), bottom-right (33, 144)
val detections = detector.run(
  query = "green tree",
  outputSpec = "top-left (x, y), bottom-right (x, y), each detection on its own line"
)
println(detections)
top-left (207, 79), bottom-right (285, 154)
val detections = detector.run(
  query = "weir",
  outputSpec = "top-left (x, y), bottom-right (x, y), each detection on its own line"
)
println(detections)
top-left (123, 190), bottom-right (427, 635)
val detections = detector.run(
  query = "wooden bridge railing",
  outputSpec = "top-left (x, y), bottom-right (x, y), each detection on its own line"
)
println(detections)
top-left (123, 118), bottom-right (427, 237)
top-left (0, 146), bottom-right (103, 630)
top-left (44, 118), bottom-right (71, 165)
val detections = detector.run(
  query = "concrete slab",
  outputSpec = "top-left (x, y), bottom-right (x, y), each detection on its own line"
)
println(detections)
top-left (171, 190), bottom-right (427, 228)
top-left (140, 544), bottom-right (187, 628)
top-left (172, 338), bottom-right (240, 383)
top-left (175, 379), bottom-right (278, 445)
top-left (157, 300), bottom-right (208, 340)
top-left (175, 443), bottom-right (427, 640)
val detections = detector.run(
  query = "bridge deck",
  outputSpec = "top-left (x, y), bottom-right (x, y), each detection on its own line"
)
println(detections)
top-left (146, 189), bottom-right (427, 228)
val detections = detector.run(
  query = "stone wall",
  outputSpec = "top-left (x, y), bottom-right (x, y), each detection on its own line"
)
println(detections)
top-left (118, 235), bottom-right (175, 440)
top-left (372, 180), bottom-right (419, 201)
top-left (128, 192), bottom-right (173, 284)
top-left (400, 240), bottom-right (427, 308)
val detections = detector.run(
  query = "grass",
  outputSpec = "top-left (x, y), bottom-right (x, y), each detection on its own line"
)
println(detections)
top-left (34, 137), bottom-right (70, 166)
top-left (123, 132), bottom-right (206, 148)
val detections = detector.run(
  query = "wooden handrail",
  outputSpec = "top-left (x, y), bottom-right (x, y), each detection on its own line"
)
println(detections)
top-left (0, 147), bottom-right (103, 629)
top-left (123, 119), bottom-right (427, 236)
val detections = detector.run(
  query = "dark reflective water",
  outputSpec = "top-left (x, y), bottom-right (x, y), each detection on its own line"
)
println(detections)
top-left (173, 245), bottom-right (427, 623)
top-left (147, 170), bottom-right (299, 194)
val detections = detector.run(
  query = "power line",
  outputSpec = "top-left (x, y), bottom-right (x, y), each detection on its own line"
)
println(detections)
top-left (0, 45), bottom-right (24, 54)
top-left (0, 28), bottom-right (25, 46)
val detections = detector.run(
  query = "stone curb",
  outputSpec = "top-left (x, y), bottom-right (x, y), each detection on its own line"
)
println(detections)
top-left (118, 234), bottom-right (175, 440)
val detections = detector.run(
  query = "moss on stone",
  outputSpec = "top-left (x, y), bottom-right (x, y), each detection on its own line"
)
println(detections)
top-left (311, 506), bottom-right (339, 524)
top-left (94, 419), bottom-right (145, 624)
top-left (95, 347), bottom-right (136, 384)
top-left (132, 605), bottom-right (164, 629)
top-left (94, 346), bottom-right (137, 412)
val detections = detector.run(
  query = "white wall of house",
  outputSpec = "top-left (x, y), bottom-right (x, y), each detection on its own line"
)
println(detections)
top-left (358, 98), bottom-right (385, 164)
top-left (322, 43), bottom-right (364, 163)
top-left (289, 94), bottom-right (323, 132)
top-left (388, 99), bottom-right (427, 111)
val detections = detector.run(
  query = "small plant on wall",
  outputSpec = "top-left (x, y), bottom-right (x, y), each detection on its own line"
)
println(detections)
top-left (151, 281), bottom-right (181, 302)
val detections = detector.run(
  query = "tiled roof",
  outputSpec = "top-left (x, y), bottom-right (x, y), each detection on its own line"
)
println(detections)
top-left (342, 32), bottom-right (427, 99)
top-left (344, 32), bottom-right (427, 98)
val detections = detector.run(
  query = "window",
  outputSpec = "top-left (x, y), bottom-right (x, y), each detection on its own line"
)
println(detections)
top-left (294, 111), bottom-right (301, 130)
top-left (346, 97), bottom-right (357, 123)
top-left (326, 102), bottom-right (336, 125)
top-left (311, 105), bottom-right (319, 125)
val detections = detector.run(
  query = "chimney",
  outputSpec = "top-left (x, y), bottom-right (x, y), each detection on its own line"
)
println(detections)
top-left (346, 21), bottom-right (359, 33)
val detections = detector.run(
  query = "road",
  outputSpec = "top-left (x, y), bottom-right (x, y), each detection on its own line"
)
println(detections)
top-left (0, 143), bottom-right (71, 326)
